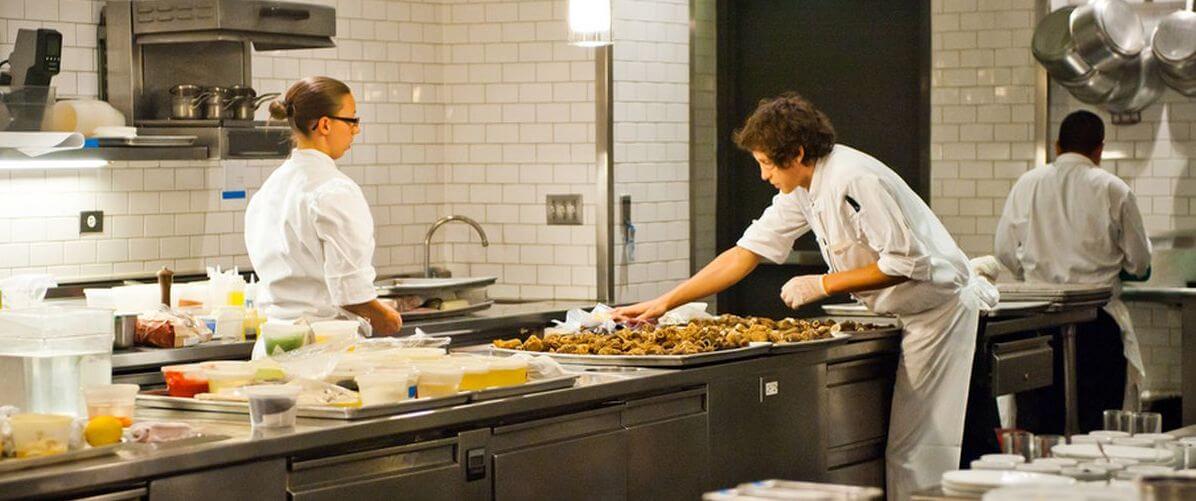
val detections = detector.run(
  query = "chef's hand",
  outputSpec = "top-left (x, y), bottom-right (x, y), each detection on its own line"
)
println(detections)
top-left (612, 298), bottom-right (670, 325)
top-left (969, 255), bottom-right (1002, 282)
top-left (780, 274), bottom-right (828, 309)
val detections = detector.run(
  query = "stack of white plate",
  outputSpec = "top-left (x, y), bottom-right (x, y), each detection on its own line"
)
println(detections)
top-left (981, 483), bottom-right (1137, 501)
top-left (1052, 443), bottom-right (1175, 465)
top-left (941, 470), bottom-right (1075, 497)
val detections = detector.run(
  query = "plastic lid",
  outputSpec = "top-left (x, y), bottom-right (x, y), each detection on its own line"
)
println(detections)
top-left (162, 363), bottom-right (204, 373)
top-left (9, 413), bottom-right (74, 425)
top-left (206, 367), bottom-right (257, 379)
top-left (394, 347), bottom-right (447, 359)
top-left (83, 384), bottom-right (140, 401)
top-left (487, 357), bottom-right (528, 370)
top-left (242, 384), bottom-right (301, 398)
top-left (416, 363), bottom-right (464, 382)
top-left (311, 320), bottom-right (359, 333)
top-left (356, 369), bottom-right (412, 385)
top-left (0, 306), bottom-right (115, 339)
top-left (452, 358), bottom-right (490, 374)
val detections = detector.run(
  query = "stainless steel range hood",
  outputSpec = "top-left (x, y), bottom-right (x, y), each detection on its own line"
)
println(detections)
top-left (128, 0), bottom-right (335, 50)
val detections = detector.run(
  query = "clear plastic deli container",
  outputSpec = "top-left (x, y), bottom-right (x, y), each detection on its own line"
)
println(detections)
top-left (0, 306), bottom-right (114, 415)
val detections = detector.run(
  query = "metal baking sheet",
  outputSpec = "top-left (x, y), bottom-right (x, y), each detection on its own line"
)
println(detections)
top-left (375, 276), bottom-right (497, 297)
top-left (96, 135), bottom-right (197, 147)
top-left (137, 390), bottom-right (470, 420)
top-left (769, 332), bottom-right (853, 353)
top-left (490, 343), bottom-right (772, 368)
top-left (400, 300), bottom-right (494, 321)
top-left (0, 444), bottom-right (121, 473)
top-left (470, 374), bottom-right (579, 401)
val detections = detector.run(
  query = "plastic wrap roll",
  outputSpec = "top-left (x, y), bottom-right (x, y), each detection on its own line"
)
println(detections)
top-left (48, 100), bottom-right (127, 137)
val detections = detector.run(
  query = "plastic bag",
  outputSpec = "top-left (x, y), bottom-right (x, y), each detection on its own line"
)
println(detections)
top-left (267, 333), bottom-right (356, 381)
top-left (507, 353), bottom-right (567, 379)
top-left (0, 274), bottom-right (57, 309)
top-left (657, 302), bottom-right (715, 325)
top-left (285, 378), bottom-right (359, 406)
top-left (354, 328), bottom-right (450, 351)
top-left (547, 304), bottom-right (618, 334)
top-left (135, 305), bottom-right (213, 348)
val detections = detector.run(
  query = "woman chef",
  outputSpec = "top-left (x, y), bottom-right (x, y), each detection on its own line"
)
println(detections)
top-left (245, 76), bottom-right (403, 356)
top-left (613, 93), bottom-right (997, 500)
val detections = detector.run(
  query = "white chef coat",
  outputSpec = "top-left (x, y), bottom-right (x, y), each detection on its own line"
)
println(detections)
top-left (995, 152), bottom-right (1152, 402)
top-left (737, 144), bottom-right (998, 501)
top-left (245, 148), bottom-right (379, 324)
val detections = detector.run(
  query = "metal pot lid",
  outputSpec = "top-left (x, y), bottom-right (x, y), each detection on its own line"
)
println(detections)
top-left (1081, 0), bottom-right (1146, 57)
top-left (1153, 10), bottom-right (1196, 64)
top-left (1033, 6), bottom-right (1078, 61)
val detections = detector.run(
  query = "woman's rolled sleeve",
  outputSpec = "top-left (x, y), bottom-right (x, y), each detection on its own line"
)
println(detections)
top-left (310, 180), bottom-right (379, 306)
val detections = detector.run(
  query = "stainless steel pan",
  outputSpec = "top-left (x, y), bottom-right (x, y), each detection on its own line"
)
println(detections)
top-left (1033, 6), bottom-right (1118, 103)
top-left (1070, 0), bottom-right (1146, 72)
top-left (1152, 9), bottom-right (1196, 88)
top-left (1106, 50), bottom-right (1165, 114)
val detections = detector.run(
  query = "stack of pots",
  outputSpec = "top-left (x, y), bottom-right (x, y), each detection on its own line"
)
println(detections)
top-left (1032, 0), bottom-right (1165, 114)
top-left (1152, 9), bottom-right (1196, 96)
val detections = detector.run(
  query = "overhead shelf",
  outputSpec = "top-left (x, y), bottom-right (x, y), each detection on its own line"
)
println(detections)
top-left (0, 145), bottom-right (210, 162)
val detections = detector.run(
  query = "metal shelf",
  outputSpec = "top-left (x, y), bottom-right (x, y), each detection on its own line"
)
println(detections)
top-left (0, 145), bottom-right (210, 161)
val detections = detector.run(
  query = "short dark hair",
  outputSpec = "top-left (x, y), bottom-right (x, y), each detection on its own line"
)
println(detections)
top-left (733, 92), bottom-right (836, 168)
top-left (1057, 110), bottom-right (1104, 155)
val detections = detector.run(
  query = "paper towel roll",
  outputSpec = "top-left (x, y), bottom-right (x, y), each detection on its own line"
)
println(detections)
top-left (49, 100), bottom-right (127, 137)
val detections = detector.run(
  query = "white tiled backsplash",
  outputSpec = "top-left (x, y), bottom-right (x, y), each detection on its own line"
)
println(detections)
top-left (0, 0), bottom-right (694, 303)
top-left (931, 0), bottom-right (1194, 393)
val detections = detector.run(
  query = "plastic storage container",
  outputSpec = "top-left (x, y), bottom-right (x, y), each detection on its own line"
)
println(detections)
top-left (487, 357), bottom-right (529, 387)
top-left (243, 384), bottom-right (301, 428)
top-left (162, 364), bottom-right (209, 397)
top-left (206, 366), bottom-right (257, 393)
top-left (310, 320), bottom-right (358, 345)
top-left (9, 413), bottom-right (74, 457)
top-left (83, 383), bottom-right (139, 426)
top-left (261, 323), bottom-right (311, 355)
top-left (0, 306), bottom-right (114, 415)
top-left (392, 347), bottom-right (447, 361)
top-left (454, 358), bottom-right (493, 391)
top-left (356, 369), bottom-right (415, 406)
top-left (415, 363), bottom-right (463, 398)
top-left (212, 306), bottom-right (245, 340)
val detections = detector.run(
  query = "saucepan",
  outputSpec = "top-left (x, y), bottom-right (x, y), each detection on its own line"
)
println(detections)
top-left (1152, 8), bottom-right (1196, 96)
top-left (1105, 50), bottom-right (1165, 114)
top-left (1070, 0), bottom-right (1147, 73)
top-left (1032, 6), bottom-right (1118, 103)
top-left (169, 84), bottom-right (210, 120)
top-left (229, 87), bottom-right (281, 121)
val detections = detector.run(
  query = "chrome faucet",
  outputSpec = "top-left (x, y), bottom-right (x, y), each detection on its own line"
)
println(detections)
top-left (424, 215), bottom-right (490, 278)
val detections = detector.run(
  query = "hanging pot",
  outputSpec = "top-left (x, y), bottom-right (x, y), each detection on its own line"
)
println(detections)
top-left (1160, 71), bottom-right (1196, 97)
top-left (1152, 10), bottom-right (1196, 85)
top-left (1034, 6), bottom-right (1118, 103)
top-left (1070, 0), bottom-right (1147, 72)
top-left (1105, 51), bottom-right (1165, 114)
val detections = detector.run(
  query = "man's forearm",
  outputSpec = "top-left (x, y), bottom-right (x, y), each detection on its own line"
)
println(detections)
top-left (659, 246), bottom-right (760, 309)
top-left (822, 263), bottom-right (908, 295)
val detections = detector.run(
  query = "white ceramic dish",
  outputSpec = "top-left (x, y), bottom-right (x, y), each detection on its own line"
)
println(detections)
top-left (1053, 443), bottom-right (1174, 463)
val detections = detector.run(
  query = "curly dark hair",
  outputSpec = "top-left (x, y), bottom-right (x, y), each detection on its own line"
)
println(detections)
top-left (732, 92), bottom-right (836, 168)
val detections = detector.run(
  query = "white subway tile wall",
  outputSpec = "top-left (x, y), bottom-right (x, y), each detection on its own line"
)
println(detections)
top-left (931, 0), bottom-right (1193, 393)
top-left (1, 0), bottom-right (693, 302)
top-left (612, 0), bottom-right (690, 303)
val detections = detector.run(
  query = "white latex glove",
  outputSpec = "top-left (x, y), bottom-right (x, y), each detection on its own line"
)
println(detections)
top-left (780, 274), bottom-right (829, 309)
top-left (969, 255), bottom-right (1002, 282)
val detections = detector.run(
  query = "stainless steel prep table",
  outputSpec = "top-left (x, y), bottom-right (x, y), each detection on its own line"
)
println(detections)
top-left (824, 301), bottom-right (1101, 436)
top-left (1122, 286), bottom-right (1196, 426)
top-left (0, 337), bottom-right (854, 500)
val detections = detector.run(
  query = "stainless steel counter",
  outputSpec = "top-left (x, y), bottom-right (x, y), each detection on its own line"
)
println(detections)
top-left (1122, 286), bottom-right (1196, 425)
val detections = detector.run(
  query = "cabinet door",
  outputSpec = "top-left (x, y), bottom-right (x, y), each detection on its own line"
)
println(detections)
top-left (624, 389), bottom-right (710, 501)
top-left (150, 460), bottom-right (286, 501)
top-left (492, 430), bottom-right (628, 500)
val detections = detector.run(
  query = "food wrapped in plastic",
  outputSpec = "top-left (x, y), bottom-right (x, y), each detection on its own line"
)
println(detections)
top-left (135, 305), bottom-right (213, 348)
top-left (354, 328), bottom-right (450, 352)
top-left (267, 334), bottom-right (356, 382)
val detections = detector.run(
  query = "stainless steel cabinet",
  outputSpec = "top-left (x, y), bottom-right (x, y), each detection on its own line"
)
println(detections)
top-left (149, 459), bottom-right (286, 500)
top-left (824, 337), bottom-right (899, 488)
top-left (490, 406), bottom-right (629, 500)
top-left (623, 388), bottom-right (711, 501)
top-left (287, 430), bottom-right (489, 501)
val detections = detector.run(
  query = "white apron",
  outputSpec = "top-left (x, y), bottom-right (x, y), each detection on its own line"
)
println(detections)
top-left (884, 279), bottom-right (997, 500)
top-left (1103, 293), bottom-right (1145, 410)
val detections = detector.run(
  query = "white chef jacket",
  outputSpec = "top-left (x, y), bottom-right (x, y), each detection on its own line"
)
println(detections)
top-left (245, 148), bottom-right (379, 323)
top-left (995, 152), bottom-right (1151, 285)
top-left (737, 144), bottom-right (981, 316)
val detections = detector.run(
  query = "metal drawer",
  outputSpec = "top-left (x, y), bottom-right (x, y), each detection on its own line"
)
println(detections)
top-left (991, 337), bottom-right (1053, 396)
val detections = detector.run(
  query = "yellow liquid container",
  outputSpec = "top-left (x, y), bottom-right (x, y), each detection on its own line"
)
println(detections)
top-left (455, 359), bottom-right (493, 391)
top-left (415, 363), bottom-right (463, 398)
top-left (10, 414), bottom-right (73, 458)
top-left (487, 357), bottom-right (529, 387)
top-left (228, 290), bottom-right (245, 307)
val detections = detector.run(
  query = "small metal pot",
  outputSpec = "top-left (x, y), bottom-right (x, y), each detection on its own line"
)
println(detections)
top-left (1160, 70), bottom-right (1196, 97)
top-left (1153, 10), bottom-right (1196, 85)
top-left (203, 86), bottom-right (233, 120)
top-left (113, 312), bottom-right (137, 350)
top-left (1034, 6), bottom-right (1090, 83)
top-left (1070, 0), bottom-right (1146, 72)
top-left (169, 84), bottom-right (209, 120)
top-left (230, 88), bottom-right (281, 121)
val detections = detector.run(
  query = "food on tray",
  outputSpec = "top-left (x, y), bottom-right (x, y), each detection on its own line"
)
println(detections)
top-left (493, 316), bottom-right (888, 355)
top-left (83, 416), bottom-right (124, 447)
top-left (135, 306), bottom-right (213, 348)
top-left (162, 364), bottom-right (211, 397)
top-left (83, 384), bottom-right (139, 427)
top-left (9, 414), bottom-right (73, 458)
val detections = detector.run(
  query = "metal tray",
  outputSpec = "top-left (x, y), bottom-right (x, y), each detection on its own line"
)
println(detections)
top-left (770, 332), bottom-right (854, 353)
top-left (137, 390), bottom-right (470, 420)
top-left (96, 135), bottom-right (197, 147)
top-left (491, 343), bottom-right (772, 368)
top-left (401, 300), bottom-right (494, 321)
top-left (470, 374), bottom-right (579, 401)
top-left (375, 276), bottom-right (497, 297)
top-left (0, 444), bottom-right (122, 474)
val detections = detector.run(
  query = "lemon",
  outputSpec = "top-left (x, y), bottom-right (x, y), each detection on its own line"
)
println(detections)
top-left (84, 416), bottom-right (124, 447)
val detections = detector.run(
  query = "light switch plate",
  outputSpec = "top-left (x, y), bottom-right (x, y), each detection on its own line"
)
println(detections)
top-left (80, 211), bottom-right (103, 234)
top-left (546, 194), bottom-right (583, 225)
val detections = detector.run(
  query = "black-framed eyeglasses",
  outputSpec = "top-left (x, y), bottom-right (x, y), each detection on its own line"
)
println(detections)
top-left (314, 115), bottom-right (361, 130)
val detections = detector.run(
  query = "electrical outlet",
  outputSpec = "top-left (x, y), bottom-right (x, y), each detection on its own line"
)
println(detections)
top-left (763, 379), bottom-right (779, 398)
top-left (80, 211), bottom-right (103, 234)
top-left (546, 194), bottom-right (583, 225)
